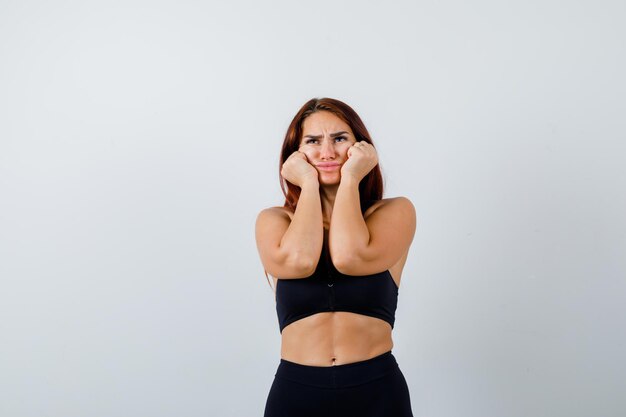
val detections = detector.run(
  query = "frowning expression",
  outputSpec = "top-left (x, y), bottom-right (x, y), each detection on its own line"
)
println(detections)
top-left (299, 111), bottom-right (357, 184)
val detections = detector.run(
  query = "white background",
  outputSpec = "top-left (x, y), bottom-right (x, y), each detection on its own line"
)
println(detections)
top-left (1, 1), bottom-right (625, 416)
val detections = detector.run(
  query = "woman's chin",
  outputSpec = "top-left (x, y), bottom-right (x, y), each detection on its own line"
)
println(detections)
top-left (318, 172), bottom-right (341, 186)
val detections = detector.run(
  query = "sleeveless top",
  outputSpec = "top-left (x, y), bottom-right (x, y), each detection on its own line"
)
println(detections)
top-left (275, 238), bottom-right (399, 333)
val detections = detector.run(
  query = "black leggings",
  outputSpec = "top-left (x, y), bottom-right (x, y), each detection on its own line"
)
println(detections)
top-left (264, 350), bottom-right (414, 417)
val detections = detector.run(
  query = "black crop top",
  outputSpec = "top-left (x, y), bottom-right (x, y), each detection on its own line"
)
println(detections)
top-left (275, 239), bottom-right (399, 333)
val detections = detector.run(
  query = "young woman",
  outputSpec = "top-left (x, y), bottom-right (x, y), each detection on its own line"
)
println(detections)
top-left (256, 97), bottom-right (416, 416)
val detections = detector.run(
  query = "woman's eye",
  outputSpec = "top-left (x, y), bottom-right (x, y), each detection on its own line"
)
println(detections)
top-left (304, 137), bottom-right (345, 144)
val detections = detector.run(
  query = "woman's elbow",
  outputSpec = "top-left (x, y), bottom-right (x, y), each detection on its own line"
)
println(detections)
top-left (332, 252), bottom-right (361, 275)
top-left (284, 252), bottom-right (318, 277)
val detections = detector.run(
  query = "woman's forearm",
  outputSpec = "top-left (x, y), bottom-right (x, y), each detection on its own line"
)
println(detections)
top-left (279, 179), bottom-right (324, 272)
top-left (329, 176), bottom-right (370, 268)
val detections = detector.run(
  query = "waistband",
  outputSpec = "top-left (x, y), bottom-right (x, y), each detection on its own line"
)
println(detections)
top-left (275, 350), bottom-right (398, 389)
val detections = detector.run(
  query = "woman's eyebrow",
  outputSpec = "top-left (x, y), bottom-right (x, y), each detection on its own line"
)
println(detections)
top-left (303, 131), bottom-right (349, 140)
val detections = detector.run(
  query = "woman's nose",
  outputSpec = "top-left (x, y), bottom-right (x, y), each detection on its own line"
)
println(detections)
top-left (320, 139), bottom-right (336, 159)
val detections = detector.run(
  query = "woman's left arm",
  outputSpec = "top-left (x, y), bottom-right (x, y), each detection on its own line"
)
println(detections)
top-left (329, 178), bottom-right (416, 275)
top-left (329, 139), bottom-right (416, 275)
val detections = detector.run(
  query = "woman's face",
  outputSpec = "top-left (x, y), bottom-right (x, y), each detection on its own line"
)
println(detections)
top-left (299, 111), bottom-right (357, 185)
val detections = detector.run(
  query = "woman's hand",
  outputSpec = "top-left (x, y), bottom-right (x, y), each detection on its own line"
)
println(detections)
top-left (281, 151), bottom-right (319, 187)
top-left (340, 141), bottom-right (378, 182)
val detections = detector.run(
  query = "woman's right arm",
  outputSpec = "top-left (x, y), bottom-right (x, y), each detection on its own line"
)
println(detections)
top-left (256, 150), bottom-right (324, 279)
top-left (255, 178), bottom-right (323, 279)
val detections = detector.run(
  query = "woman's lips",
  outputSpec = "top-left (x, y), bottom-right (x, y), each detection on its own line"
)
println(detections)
top-left (317, 163), bottom-right (340, 171)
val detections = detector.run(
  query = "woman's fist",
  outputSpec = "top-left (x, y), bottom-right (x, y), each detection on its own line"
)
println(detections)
top-left (281, 151), bottom-right (319, 187)
top-left (341, 141), bottom-right (378, 182)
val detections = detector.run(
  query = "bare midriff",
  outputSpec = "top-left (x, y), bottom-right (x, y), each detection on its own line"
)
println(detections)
top-left (279, 311), bottom-right (395, 366)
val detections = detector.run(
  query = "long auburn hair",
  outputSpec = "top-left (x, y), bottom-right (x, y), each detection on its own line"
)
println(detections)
top-left (264, 97), bottom-right (384, 290)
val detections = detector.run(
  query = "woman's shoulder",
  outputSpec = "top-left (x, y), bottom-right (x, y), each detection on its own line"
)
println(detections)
top-left (367, 196), bottom-right (414, 209)
top-left (257, 205), bottom-right (294, 221)
top-left (364, 196), bottom-right (415, 219)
